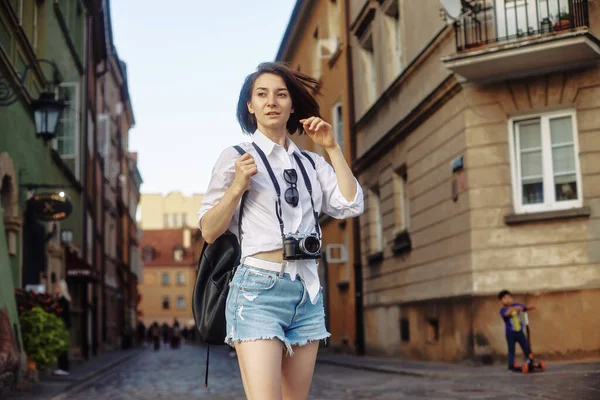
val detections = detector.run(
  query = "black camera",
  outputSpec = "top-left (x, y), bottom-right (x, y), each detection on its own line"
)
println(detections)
top-left (283, 233), bottom-right (322, 260)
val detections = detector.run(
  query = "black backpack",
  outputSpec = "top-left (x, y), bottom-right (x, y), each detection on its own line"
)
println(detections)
top-left (192, 145), bottom-right (247, 386)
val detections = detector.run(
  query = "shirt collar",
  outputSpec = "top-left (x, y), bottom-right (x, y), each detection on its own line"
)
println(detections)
top-left (252, 129), bottom-right (301, 157)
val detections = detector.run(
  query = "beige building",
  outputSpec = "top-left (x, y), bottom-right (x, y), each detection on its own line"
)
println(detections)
top-left (276, 0), bottom-right (361, 353)
top-left (139, 192), bottom-right (203, 230)
top-left (138, 228), bottom-right (196, 327)
top-left (349, 0), bottom-right (600, 362)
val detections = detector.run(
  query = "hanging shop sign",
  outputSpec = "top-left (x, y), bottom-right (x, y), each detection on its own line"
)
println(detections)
top-left (27, 192), bottom-right (72, 221)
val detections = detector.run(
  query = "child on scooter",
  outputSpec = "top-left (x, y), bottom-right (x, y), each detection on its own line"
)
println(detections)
top-left (498, 290), bottom-right (536, 372)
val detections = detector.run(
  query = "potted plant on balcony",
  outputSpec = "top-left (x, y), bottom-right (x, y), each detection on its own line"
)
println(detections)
top-left (18, 306), bottom-right (68, 373)
top-left (554, 11), bottom-right (571, 31)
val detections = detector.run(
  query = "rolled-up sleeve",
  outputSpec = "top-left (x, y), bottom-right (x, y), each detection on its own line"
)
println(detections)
top-left (197, 147), bottom-right (238, 228)
top-left (314, 153), bottom-right (364, 219)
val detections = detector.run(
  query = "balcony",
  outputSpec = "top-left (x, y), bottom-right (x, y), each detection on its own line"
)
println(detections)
top-left (442, 0), bottom-right (600, 82)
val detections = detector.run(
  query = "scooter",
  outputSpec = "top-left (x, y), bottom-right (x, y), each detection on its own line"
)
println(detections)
top-left (517, 310), bottom-right (546, 374)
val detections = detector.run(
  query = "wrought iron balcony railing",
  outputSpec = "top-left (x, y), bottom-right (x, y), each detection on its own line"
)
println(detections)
top-left (454, 0), bottom-right (590, 52)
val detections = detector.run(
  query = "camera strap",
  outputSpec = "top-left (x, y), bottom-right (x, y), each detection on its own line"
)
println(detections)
top-left (292, 153), bottom-right (321, 239)
top-left (251, 142), bottom-right (320, 240)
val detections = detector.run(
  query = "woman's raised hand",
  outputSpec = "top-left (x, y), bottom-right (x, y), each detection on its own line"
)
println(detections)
top-left (232, 153), bottom-right (257, 193)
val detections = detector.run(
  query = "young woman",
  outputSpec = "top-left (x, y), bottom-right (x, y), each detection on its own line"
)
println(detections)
top-left (197, 62), bottom-right (364, 400)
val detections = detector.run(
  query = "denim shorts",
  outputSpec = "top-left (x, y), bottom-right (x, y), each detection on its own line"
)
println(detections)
top-left (224, 264), bottom-right (330, 355)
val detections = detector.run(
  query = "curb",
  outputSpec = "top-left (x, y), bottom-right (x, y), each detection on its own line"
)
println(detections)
top-left (48, 350), bottom-right (143, 400)
top-left (316, 358), bottom-right (452, 379)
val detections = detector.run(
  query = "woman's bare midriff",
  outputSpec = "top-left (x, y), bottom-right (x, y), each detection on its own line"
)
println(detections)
top-left (251, 249), bottom-right (285, 263)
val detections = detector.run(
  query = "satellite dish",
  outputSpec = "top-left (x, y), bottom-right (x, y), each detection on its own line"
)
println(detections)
top-left (440, 0), bottom-right (462, 20)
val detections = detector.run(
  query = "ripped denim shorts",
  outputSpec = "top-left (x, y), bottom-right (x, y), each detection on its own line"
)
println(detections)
top-left (224, 263), bottom-right (330, 355)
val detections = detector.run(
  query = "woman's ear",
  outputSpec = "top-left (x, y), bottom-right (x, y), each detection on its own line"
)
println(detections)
top-left (247, 101), bottom-right (254, 114)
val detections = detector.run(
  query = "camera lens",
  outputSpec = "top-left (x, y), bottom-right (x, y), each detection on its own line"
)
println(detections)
top-left (300, 236), bottom-right (321, 255)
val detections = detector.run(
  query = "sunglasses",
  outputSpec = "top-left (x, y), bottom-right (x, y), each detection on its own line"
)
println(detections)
top-left (283, 169), bottom-right (299, 207)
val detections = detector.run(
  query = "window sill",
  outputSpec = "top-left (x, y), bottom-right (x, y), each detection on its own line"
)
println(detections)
top-left (504, 207), bottom-right (591, 225)
top-left (392, 231), bottom-right (412, 256)
top-left (366, 251), bottom-right (384, 266)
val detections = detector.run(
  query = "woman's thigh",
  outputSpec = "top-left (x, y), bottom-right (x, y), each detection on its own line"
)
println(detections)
top-left (281, 341), bottom-right (320, 400)
top-left (235, 339), bottom-right (284, 400)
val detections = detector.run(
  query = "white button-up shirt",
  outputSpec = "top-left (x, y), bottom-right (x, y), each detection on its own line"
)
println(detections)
top-left (197, 130), bottom-right (364, 304)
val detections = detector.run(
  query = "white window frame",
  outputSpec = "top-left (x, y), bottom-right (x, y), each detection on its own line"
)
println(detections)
top-left (177, 272), bottom-right (185, 285)
top-left (161, 272), bottom-right (170, 286)
top-left (176, 296), bottom-right (185, 310)
top-left (98, 114), bottom-right (110, 179)
top-left (382, 0), bottom-right (402, 78)
top-left (508, 109), bottom-right (583, 214)
top-left (393, 169), bottom-right (409, 234)
top-left (358, 29), bottom-right (377, 106)
top-left (332, 102), bottom-right (344, 154)
top-left (54, 83), bottom-right (80, 162)
top-left (313, 27), bottom-right (321, 79)
top-left (368, 187), bottom-right (384, 253)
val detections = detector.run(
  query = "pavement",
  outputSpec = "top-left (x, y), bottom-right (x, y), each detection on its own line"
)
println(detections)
top-left (4, 342), bottom-right (600, 399)
top-left (4, 347), bottom-right (143, 400)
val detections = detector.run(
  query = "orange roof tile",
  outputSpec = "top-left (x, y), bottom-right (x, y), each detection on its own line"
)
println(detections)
top-left (140, 229), bottom-right (195, 267)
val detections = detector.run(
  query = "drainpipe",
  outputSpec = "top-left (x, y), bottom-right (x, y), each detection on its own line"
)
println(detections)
top-left (345, 0), bottom-right (365, 356)
top-left (80, 1), bottom-right (91, 361)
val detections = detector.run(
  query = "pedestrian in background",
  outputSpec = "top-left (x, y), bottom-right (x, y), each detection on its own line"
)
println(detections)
top-left (198, 62), bottom-right (364, 399)
top-left (151, 322), bottom-right (161, 351)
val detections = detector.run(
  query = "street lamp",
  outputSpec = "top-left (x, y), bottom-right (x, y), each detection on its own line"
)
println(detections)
top-left (32, 91), bottom-right (66, 141)
top-left (0, 58), bottom-right (67, 141)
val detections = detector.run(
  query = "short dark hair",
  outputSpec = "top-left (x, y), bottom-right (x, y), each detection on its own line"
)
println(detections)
top-left (498, 290), bottom-right (511, 300)
top-left (236, 62), bottom-right (321, 135)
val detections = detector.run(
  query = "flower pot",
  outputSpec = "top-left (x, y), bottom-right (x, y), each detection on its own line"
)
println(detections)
top-left (554, 20), bottom-right (571, 31)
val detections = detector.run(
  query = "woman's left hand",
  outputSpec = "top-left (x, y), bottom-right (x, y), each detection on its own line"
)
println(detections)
top-left (300, 117), bottom-right (336, 151)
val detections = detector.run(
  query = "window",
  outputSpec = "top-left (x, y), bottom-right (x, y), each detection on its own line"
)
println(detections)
top-left (163, 213), bottom-right (169, 228)
top-left (496, 0), bottom-right (561, 39)
top-left (172, 213), bottom-right (179, 227)
top-left (177, 296), bottom-right (185, 310)
top-left (55, 83), bottom-right (79, 158)
top-left (177, 272), bottom-right (185, 285)
top-left (393, 167), bottom-right (409, 233)
top-left (142, 246), bottom-right (153, 262)
top-left (382, 0), bottom-right (402, 78)
top-left (182, 213), bottom-right (188, 227)
top-left (162, 296), bottom-right (170, 310)
top-left (368, 187), bottom-right (384, 254)
top-left (173, 249), bottom-right (183, 262)
top-left (327, 0), bottom-right (341, 40)
top-left (97, 114), bottom-right (110, 179)
top-left (332, 103), bottom-right (344, 154)
top-left (509, 110), bottom-right (582, 214)
top-left (313, 28), bottom-right (321, 79)
top-left (400, 318), bottom-right (410, 343)
top-left (427, 319), bottom-right (440, 343)
top-left (358, 31), bottom-right (377, 107)
top-left (161, 272), bottom-right (170, 286)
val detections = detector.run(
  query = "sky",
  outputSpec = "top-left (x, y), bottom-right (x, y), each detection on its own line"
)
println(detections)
top-left (110, 0), bottom-right (296, 195)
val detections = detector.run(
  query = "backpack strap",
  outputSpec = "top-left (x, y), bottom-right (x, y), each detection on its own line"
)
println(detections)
top-left (232, 145), bottom-right (248, 240)
top-left (301, 151), bottom-right (316, 169)
top-left (205, 145), bottom-right (247, 389)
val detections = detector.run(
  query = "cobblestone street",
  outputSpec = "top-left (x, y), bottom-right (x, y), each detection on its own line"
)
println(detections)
top-left (44, 344), bottom-right (600, 400)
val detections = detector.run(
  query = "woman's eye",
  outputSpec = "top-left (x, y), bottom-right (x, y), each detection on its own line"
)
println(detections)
top-left (257, 92), bottom-right (266, 97)
top-left (278, 93), bottom-right (288, 97)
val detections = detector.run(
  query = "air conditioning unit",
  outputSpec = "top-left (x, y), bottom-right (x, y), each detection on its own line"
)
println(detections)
top-left (325, 243), bottom-right (348, 263)
top-left (318, 38), bottom-right (340, 60)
